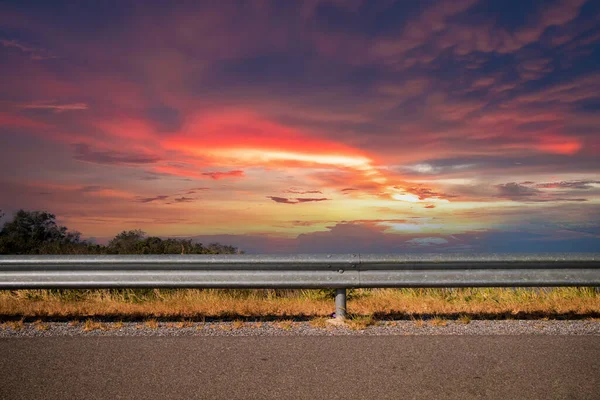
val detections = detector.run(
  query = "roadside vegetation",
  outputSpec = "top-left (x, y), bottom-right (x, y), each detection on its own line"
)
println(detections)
top-left (0, 210), bottom-right (598, 322)
top-left (0, 209), bottom-right (238, 255)
top-left (0, 287), bottom-right (597, 321)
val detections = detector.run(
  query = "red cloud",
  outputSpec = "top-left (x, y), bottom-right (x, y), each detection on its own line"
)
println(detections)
top-left (161, 111), bottom-right (371, 167)
top-left (535, 137), bottom-right (582, 155)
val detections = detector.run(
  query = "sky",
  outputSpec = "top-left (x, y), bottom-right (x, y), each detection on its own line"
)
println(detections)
top-left (0, 0), bottom-right (599, 253)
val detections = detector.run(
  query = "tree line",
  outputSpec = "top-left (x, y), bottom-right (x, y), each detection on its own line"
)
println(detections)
top-left (0, 210), bottom-right (239, 255)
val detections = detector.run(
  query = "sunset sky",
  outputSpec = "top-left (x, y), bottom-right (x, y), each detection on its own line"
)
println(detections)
top-left (1, 0), bottom-right (599, 253)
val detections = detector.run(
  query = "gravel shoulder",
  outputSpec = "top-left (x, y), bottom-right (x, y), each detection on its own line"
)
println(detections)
top-left (1, 319), bottom-right (599, 337)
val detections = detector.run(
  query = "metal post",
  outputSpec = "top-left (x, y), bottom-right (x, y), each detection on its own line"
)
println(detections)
top-left (335, 288), bottom-right (347, 320)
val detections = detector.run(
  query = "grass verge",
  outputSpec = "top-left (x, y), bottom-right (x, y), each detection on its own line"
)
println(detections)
top-left (0, 288), bottom-right (598, 321)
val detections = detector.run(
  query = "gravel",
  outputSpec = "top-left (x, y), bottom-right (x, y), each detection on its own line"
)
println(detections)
top-left (1, 319), bottom-right (599, 337)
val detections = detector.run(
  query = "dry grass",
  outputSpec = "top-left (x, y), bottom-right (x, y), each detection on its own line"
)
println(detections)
top-left (175, 319), bottom-right (194, 329)
top-left (0, 288), bottom-right (598, 320)
top-left (4, 319), bottom-right (25, 331)
top-left (309, 317), bottom-right (329, 328)
top-left (232, 320), bottom-right (245, 330)
top-left (34, 319), bottom-right (50, 331)
top-left (347, 314), bottom-right (376, 330)
top-left (458, 314), bottom-right (472, 324)
top-left (430, 316), bottom-right (448, 327)
top-left (414, 319), bottom-right (425, 328)
top-left (83, 319), bottom-right (104, 331)
top-left (144, 319), bottom-right (159, 329)
top-left (275, 319), bottom-right (294, 330)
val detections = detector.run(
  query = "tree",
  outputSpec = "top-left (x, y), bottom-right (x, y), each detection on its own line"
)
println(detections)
top-left (107, 229), bottom-right (146, 254)
top-left (0, 210), bottom-right (241, 255)
top-left (204, 242), bottom-right (239, 254)
top-left (0, 210), bottom-right (82, 254)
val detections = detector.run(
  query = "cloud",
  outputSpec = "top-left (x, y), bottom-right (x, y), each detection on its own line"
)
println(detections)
top-left (267, 196), bottom-right (330, 204)
top-left (136, 195), bottom-right (169, 203)
top-left (185, 222), bottom-right (600, 254)
top-left (0, 38), bottom-right (56, 60)
top-left (20, 102), bottom-right (88, 112)
top-left (295, 197), bottom-right (330, 203)
top-left (495, 181), bottom-right (594, 202)
top-left (201, 170), bottom-right (245, 180)
top-left (390, 185), bottom-right (454, 203)
top-left (172, 196), bottom-right (195, 203)
top-left (283, 188), bottom-right (323, 194)
top-left (0, 0), bottom-right (599, 249)
top-left (267, 196), bottom-right (296, 204)
top-left (406, 237), bottom-right (449, 246)
top-left (72, 143), bottom-right (161, 165)
top-left (0, 112), bottom-right (49, 129)
top-left (535, 180), bottom-right (600, 189)
top-left (517, 58), bottom-right (553, 81)
top-left (80, 185), bottom-right (106, 193)
top-left (495, 182), bottom-right (540, 199)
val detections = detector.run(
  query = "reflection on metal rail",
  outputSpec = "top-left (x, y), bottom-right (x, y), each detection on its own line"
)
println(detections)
top-left (1, 253), bottom-right (599, 319)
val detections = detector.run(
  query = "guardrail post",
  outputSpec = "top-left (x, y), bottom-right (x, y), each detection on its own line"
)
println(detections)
top-left (335, 288), bottom-right (347, 320)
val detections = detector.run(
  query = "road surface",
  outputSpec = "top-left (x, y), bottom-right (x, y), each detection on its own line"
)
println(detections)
top-left (1, 336), bottom-right (598, 399)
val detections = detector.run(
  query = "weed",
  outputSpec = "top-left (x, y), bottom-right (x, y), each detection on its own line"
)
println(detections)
top-left (144, 319), bottom-right (159, 329)
top-left (275, 320), bottom-right (294, 330)
top-left (34, 320), bottom-right (50, 331)
top-left (174, 319), bottom-right (194, 329)
top-left (6, 319), bottom-right (25, 331)
top-left (458, 314), bottom-right (472, 324)
top-left (83, 319), bottom-right (103, 331)
top-left (232, 320), bottom-right (245, 329)
top-left (413, 318), bottom-right (425, 328)
top-left (430, 317), bottom-right (448, 327)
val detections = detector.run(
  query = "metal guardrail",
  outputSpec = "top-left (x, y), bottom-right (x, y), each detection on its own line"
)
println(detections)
top-left (1, 253), bottom-right (599, 319)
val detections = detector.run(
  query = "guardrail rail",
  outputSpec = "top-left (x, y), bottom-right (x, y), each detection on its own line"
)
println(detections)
top-left (1, 253), bottom-right (599, 319)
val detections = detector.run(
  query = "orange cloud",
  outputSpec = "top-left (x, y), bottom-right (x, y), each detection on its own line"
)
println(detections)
top-left (535, 136), bottom-right (582, 155)
top-left (161, 111), bottom-right (372, 168)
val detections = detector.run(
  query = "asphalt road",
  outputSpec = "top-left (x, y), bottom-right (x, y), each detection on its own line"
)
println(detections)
top-left (1, 336), bottom-right (598, 399)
